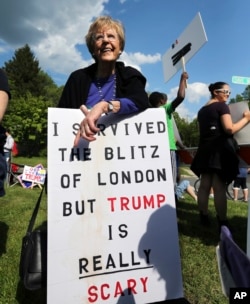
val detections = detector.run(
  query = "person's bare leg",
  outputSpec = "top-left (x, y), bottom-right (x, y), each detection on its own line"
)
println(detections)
top-left (243, 188), bottom-right (248, 201)
top-left (186, 185), bottom-right (197, 201)
top-left (233, 188), bottom-right (239, 200)
top-left (209, 187), bottom-right (214, 198)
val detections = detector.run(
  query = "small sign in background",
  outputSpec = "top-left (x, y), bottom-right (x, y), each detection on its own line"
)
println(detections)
top-left (18, 164), bottom-right (46, 189)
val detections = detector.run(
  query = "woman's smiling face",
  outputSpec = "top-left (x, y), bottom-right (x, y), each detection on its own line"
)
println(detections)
top-left (92, 27), bottom-right (121, 63)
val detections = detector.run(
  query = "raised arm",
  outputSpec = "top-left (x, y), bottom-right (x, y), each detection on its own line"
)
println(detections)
top-left (171, 72), bottom-right (189, 110)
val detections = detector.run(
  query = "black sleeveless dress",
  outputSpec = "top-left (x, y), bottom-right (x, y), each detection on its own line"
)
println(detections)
top-left (191, 102), bottom-right (239, 184)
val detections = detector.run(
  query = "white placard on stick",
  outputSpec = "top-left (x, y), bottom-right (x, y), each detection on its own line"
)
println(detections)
top-left (47, 108), bottom-right (183, 303)
top-left (162, 12), bottom-right (208, 83)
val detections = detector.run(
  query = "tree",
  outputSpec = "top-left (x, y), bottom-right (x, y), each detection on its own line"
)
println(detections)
top-left (4, 44), bottom-right (44, 98)
top-left (186, 118), bottom-right (199, 147)
top-left (173, 112), bottom-right (199, 147)
top-left (38, 71), bottom-right (63, 106)
top-left (2, 44), bottom-right (63, 156)
top-left (229, 94), bottom-right (244, 104)
top-left (3, 93), bottom-right (54, 156)
top-left (242, 85), bottom-right (250, 102)
top-left (229, 85), bottom-right (250, 104)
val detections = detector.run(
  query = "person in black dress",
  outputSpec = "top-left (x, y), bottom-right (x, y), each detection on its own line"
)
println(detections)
top-left (191, 82), bottom-right (250, 228)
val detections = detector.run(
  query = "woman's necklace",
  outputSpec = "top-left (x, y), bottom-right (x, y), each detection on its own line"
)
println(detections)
top-left (95, 74), bottom-right (116, 101)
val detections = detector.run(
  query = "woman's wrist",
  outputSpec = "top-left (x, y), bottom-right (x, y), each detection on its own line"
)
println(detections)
top-left (99, 100), bottom-right (120, 114)
top-left (110, 100), bottom-right (120, 113)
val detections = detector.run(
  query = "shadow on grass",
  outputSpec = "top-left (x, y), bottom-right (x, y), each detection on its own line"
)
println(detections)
top-left (229, 215), bottom-right (248, 251)
top-left (176, 199), bottom-right (219, 246)
top-left (16, 283), bottom-right (46, 304)
top-left (0, 221), bottom-right (8, 256)
top-left (176, 199), bottom-right (248, 249)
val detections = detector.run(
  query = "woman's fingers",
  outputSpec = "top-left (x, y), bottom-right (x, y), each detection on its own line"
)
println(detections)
top-left (74, 104), bottom-right (103, 144)
top-left (73, 129), bottom-right (81, 147)
top-left (80, 104), bottom-right (89, 115)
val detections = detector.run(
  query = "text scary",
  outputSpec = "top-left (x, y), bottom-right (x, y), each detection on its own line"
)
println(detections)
top-left (88, 277), bottom-right (148, 303)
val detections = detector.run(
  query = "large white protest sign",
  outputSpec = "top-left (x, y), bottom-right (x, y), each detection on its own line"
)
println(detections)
top-left (162, 12), bottom-right (207, 83)
top-left (47, 108), bottom-right (183, 303)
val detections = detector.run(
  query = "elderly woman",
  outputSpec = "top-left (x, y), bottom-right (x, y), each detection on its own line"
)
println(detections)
top-left (58, 16), bottom-right (150, 143)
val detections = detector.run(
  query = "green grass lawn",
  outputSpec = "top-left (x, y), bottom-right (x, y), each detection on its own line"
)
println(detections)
top-left (177, 196), bottom-right (248, 304)
top-left (0, 160), bottom-right (249, 303)
top-left (11, 156), bottom-right (47, 168)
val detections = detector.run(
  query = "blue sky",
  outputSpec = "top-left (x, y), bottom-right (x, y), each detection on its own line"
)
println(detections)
top-left (0, 0), bottom-right (249, 120)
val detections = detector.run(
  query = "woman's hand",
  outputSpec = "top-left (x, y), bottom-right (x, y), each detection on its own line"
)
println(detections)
top-left (74, 102), bottom-right (108, 146)
top-left (243, 110), bottom-right (250, 122)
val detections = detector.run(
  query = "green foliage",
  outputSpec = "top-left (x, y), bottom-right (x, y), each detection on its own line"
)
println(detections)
top-left (229, 94), bottom-right (244, 104)
top-left (185, 118), bottom-right (199, 147)
top-left (4, 44), bottom-right (42, 98)
top-left (174, 112), bottom-right (199, 147)
top-left (229, 86), bottom-right (250, 104)
top-left (242, 85), bottom-right (250, 101)
top-left (38, 71), bottom-right (63, 107)
top-left (1, 44), bottom-right (62, 156)
top-left (3, 93), bottom-right (54, 156)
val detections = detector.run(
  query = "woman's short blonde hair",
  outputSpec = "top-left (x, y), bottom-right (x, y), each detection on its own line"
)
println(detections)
top-left (85, 16), bottom-right (125, 56)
